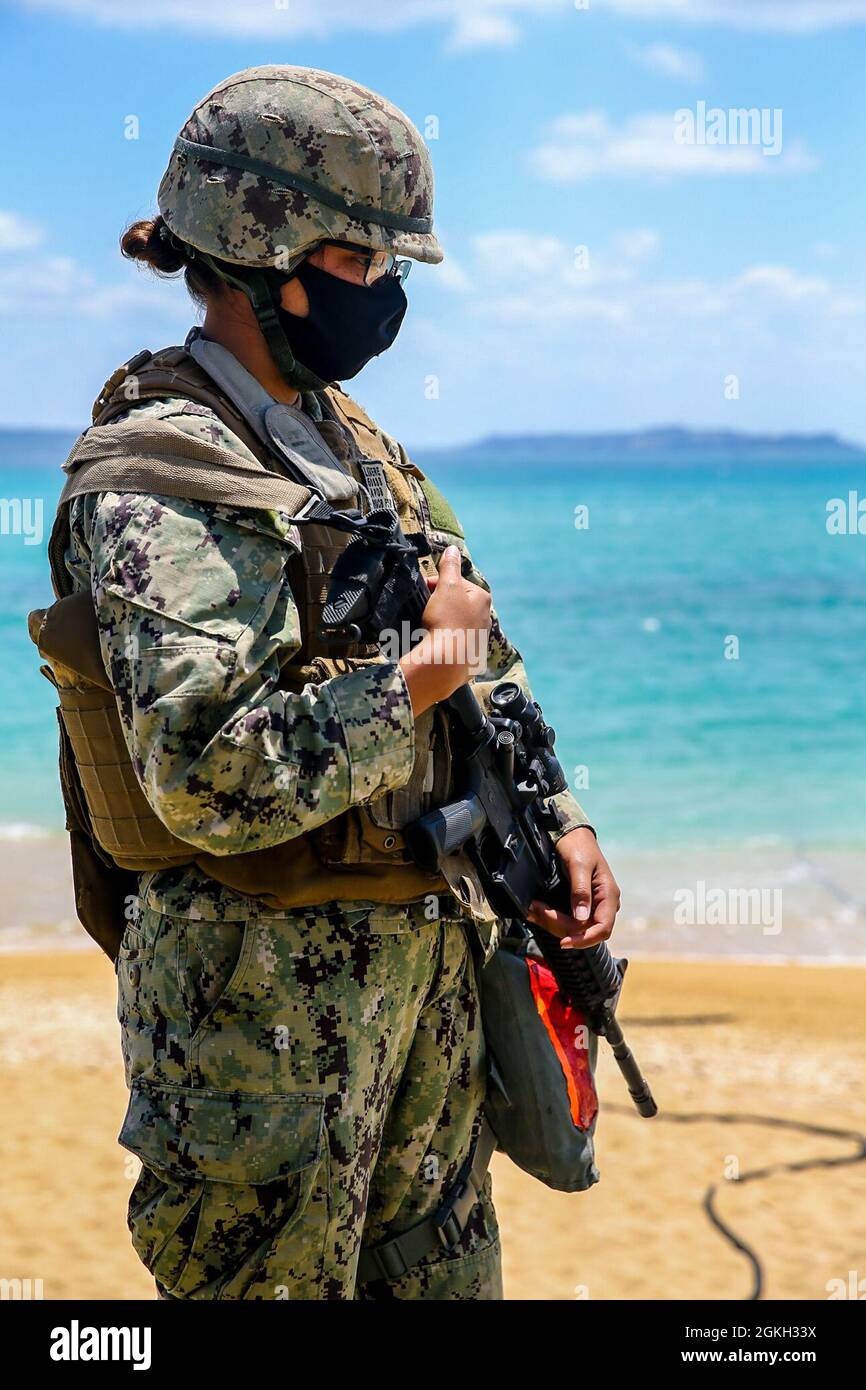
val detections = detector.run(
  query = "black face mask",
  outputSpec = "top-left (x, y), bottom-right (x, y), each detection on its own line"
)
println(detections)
top-left (278, 259), bottom-right (408, 384)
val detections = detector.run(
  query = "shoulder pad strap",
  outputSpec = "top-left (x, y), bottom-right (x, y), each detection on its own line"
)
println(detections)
top-left (419, 476), bottom-right (464, 540)
top-left (93, 346), bottom-right (268, 464)
top-left (60, 419), bottom-right (315, 521)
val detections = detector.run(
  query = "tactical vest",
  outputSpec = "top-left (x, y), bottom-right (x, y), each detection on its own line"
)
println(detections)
top-left (33, 347), bottom-right (494, 921)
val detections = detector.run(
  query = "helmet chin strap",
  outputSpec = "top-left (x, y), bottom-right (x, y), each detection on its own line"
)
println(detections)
top-left (199, 253), bottom-right (328, 393)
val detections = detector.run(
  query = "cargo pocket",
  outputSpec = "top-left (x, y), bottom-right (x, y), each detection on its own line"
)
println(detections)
top-left (179, 918), bottom-right (256, 1044)
top-left (401, 1233), bottom-right (503, 1302)
top-left (117, 920), bottom-right (151, 964)
top-left (120, 1081), bottom-right (326, 1300)
top-left (116, 908), bottom-right (159, 1038)
top-left (360, 1186), bottom-right (502, 1302)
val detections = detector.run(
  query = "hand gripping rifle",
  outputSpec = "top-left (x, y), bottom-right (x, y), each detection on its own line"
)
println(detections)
top-left (320, 508), bottom-right (657, 1118)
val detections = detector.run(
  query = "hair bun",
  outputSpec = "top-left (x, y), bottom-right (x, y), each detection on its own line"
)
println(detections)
top-left (120, 216), bottom-right (187, 274)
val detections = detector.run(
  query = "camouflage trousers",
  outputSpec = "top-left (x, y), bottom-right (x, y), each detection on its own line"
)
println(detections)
top-left (116, 875), bottom-right (502, 1300)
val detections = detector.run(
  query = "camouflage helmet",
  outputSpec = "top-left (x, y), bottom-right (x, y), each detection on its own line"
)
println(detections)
top-left (158, 65), bottom-right (443, 271)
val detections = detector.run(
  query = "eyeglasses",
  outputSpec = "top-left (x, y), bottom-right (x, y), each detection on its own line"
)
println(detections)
top-left (321, 240), bottom-right (412, 287)
top-left (363, 251), bottom-right (412, 286)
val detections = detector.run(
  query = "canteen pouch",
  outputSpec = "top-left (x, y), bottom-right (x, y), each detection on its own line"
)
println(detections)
top-left (36, 654), bottom-right (135, 963)
top-left (480, 936), bottom-right (600, 1193)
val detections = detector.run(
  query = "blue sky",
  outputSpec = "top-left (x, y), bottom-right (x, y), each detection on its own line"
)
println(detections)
top-left (1, 0), bottom-right (865, 445)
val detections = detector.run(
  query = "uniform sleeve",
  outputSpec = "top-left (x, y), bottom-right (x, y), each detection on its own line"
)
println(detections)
top-left (452, 538), bottom-right (593, 845)
top-left (82, 490), bottom-right (416, 856)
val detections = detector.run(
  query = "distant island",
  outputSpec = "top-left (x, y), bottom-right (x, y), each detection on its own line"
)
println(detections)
top-left (428, 427), bottom-right (865, 459)
top-left (1, 424), bottom-right (864, 467)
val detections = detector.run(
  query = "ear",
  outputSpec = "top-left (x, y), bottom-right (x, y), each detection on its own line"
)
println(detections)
top-left (279, 276), bottom-right (310, 319)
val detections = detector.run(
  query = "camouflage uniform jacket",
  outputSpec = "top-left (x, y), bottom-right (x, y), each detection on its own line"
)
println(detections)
top-left (62, 381), bottom-right (590, 921)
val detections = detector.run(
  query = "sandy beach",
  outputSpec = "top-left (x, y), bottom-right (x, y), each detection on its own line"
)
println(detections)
top-left (1, 942), bottom-right (863, 1302)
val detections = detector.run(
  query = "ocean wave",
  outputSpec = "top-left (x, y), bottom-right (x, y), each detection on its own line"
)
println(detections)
top-left (0, 822), bottom-right (54, 841)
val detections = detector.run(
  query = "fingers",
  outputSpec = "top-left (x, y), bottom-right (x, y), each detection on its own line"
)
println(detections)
top-left (567, 858), bottom-right (592, 924)
top-left (562, 874), bottom-right (620, 948)
top-left (526, 901), bottom-right (602, 950)
top-left (527, 900), bottom-right (615, 951)
top-left (560, 922), bottom-right (615, 950)
top-left (526, 900), bottom-right (575, 939)
top-left (527, 861), bottom-right (621, 951)
top-left (585, 874), bottom-right (620, 941)
top-left (437, 544), bottom-right (462, 580)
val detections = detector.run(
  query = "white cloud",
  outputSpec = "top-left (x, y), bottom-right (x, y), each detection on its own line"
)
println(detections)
top-left (437, 229), bottom-right (865, 333)
top-left (447, 9), bottom-right (521, 50)
top-left (0, 248), bottom-right (190, 324)
top-left (611, 228), bottom-right (660, 262)
top-left (631, 43), bottom-right (705, 82)
top-left (530, 110), bottom-right (818, 181)
top-left (472, 231), bottom-right (572, 279)
top-left (0, 211), bottom-right (46, 254)
top-left (452, 229), bottom-right (666, 311)
top-left (18, 0), bottom-right (866, 42)
top-left (732, 264), bottom-right (859, 313)
top-left (434, 252), bottom-right (474, 294)
top-left (604, 1), bottom-right (866, 33)
top-left (20, 0), bottom-right (561, 47)
top-left (425, 230), bottom-right (866, 403)
top-left (734, 265), bottom-right (824, 300)
top-left (379, 227), bottom-right (863, 448)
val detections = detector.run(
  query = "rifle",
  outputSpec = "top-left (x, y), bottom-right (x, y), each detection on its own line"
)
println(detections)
top-left (320, 507), bottom-right (657, 1118)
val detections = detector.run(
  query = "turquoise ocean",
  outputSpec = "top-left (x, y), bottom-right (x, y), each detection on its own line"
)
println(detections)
top-left (1, 429), bottom-right (864, 953)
